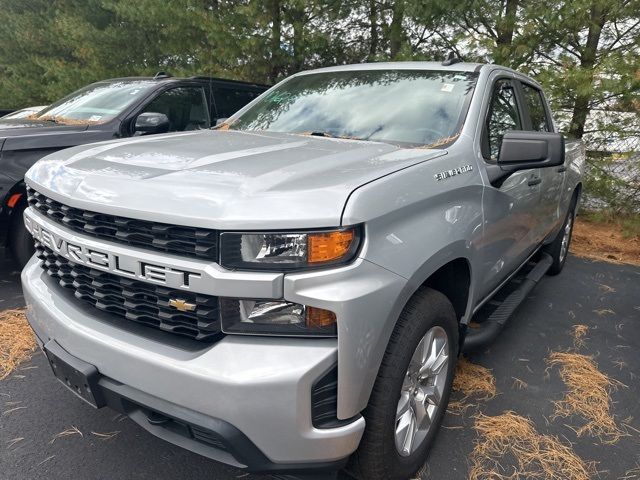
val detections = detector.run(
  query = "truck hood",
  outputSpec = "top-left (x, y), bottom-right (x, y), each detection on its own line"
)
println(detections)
top-left (0, 118), bottom-right (96, 153)
top-left (26, 130), bottom-right (445, 229)
top-left (0, 118), bottom-right (89, 135)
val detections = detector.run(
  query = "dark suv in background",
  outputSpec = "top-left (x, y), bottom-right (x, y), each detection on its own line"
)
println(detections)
top-left (0, 74), bottom-right (269, 265)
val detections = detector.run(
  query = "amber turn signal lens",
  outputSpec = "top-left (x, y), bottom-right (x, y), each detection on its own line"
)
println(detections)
top-left (306, 307), bottom-right (337, 329)
top-left (6, 193), bottom-right (22, 208)
top-left (308, 230), bottom-right (355, 263)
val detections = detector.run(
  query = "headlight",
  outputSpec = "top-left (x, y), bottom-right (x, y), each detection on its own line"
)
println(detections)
top-left (220, 226), bottom-right (361, 271)
top-left (220, 298), bottom-right (337, 336)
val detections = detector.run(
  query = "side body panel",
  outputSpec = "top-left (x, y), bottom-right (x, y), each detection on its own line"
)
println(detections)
top-left (338, 135), bottom-right (485, 417)
top-left (472, 69), bottom-right (544, 298)
top-left (532, 85), bottom-right (565, 242)
top-left (558, 139), bottom-right (586, 218)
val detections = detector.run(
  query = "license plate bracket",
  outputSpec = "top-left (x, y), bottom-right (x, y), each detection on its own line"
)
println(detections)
top-left (43, 340), bottom-right (105, 408)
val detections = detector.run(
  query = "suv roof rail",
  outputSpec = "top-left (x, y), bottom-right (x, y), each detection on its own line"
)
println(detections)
top-left (153, 71), bottom-right (173, 79)
top-left (188, 76), bottom-right (270, 88)
top-left (442, 52), bottom-right (462, 66)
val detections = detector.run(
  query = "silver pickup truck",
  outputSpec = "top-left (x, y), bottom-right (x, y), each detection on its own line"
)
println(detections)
top-left (21, 61), bottom-right (584, 480)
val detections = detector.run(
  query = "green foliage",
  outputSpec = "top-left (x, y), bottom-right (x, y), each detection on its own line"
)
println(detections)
top-left (584, 152), bottom-right (640, 213)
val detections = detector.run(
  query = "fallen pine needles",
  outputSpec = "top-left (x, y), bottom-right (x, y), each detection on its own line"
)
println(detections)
top-left (50, 426), bottom-right (83, 444)
top-left (449, 358), bottom-right (497, 414)
top-left (0, 309), bottom-right (36, 380)
top-left (572, 325), bottom-right (589, 349)
top-left (469, 411), bottom-right (596, 480)
top-left (453, 358), bottom-right (497, 400)
top-left (547, 351), bottom-right (626, 444)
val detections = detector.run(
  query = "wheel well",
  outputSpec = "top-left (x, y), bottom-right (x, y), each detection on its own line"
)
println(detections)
top-left (422, 258), bottom-right (471, 321)
top-left (2, 181), bottom-right (28, 247)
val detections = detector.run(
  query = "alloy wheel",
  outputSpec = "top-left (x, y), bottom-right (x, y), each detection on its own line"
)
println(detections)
top-left (394, 326), bottom-right (450, 457)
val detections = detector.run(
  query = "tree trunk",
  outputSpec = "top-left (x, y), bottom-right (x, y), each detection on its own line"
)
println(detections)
top-left (368, 0), bottom-right (378, 61)
top-left (268, 0), bottom-right (282, 83)
top-left (495, 0), bottom-right (518, 65)
top-left (291, 9), bottom-right (305, 73)
top-left (569, 2), bottom-right (606, 138)
top-left (389, 0), bottom-right (404, 59)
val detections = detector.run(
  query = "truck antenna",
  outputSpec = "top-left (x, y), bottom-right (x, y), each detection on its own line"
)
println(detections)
top-left (153, 71), bottom-right (173, 79)
top-left (442, 52), bottom-right (462, 66)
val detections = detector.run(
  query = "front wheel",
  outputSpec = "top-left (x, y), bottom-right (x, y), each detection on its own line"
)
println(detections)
top-left (8, 202), bottom-right (35, 267)
top-left (348, 288), bottom-right (458, 480)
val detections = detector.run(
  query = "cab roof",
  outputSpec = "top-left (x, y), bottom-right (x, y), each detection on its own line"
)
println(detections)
top-left (296, 61), bottom-right (485, 76)
top-left (91, 75), bottom-right (270, 88)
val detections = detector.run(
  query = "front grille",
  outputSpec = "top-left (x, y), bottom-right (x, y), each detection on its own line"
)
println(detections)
top-left (27, 187), bottom-right (218, 261)
top-left (139, 407), bottom-right (228, 452)
top-left (36, 243), bottom-right (222, 342)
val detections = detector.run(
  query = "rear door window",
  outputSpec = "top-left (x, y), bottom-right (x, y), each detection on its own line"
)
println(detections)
top-left (213, 88), bottom-right (261, 119)
top-left (142, 87), bottom-right (210, 132)
top-left (521, 83), bottom-right (550, 132)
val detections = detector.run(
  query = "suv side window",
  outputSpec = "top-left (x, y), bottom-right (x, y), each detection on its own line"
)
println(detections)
top-left (142, 87), bottom-right (210, 132)
top-left (484, 79), bottom-right (522, 161)
top-left (521, 83), bottom-right (550, 132)
top-left (214, 88), bottom-right (260, 119)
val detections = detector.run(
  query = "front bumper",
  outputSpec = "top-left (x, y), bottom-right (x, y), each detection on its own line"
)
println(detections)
top-left (23, 205), bottom-right (409, 419)
top-left (22, 256), bottom-right (365, 468)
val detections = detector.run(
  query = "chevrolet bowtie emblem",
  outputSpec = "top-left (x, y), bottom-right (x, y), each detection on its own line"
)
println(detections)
top-left (168, 298), bottom-right (196, 312)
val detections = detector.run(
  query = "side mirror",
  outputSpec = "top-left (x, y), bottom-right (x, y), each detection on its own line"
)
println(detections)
top-left (135, 112), bottom-right (170, 135)
top-left (498, 131), bottom-right (565, 171)
top-left (215, 117), bottom-right (228, 126)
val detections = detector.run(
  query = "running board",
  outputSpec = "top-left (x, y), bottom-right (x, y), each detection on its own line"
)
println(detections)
top-left (462, 252), bottom-right (553, 353)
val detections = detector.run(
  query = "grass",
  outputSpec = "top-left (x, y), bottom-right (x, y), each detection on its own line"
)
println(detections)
top-left (0, 308), bottom-right (36, 380)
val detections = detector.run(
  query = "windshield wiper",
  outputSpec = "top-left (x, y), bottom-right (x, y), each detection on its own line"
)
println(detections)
top-left (361, 125), bottom-right (384, 140)
top-left (308, 131), bottom-right (337, 138)
top-left (301, 131), bottom-right (364, 141)
top-left (36, 115), bottom-right (60, 124)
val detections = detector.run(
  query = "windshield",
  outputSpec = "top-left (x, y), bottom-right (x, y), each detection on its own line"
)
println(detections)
top-left (228, 70), bottom-right (477, 147)
top-left (33, 81), bottom-right (156, 125)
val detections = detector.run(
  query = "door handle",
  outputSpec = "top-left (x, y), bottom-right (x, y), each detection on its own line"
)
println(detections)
top-left (527, 177), bottom-right (542, 187)
top-left (557, 166), bottom-right (567, 173)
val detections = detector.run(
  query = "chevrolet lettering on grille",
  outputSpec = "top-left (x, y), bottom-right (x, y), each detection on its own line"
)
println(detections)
top-left (24, 213), bottom-right (201, 289)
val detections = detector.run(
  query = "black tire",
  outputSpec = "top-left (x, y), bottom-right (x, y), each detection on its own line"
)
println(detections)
top-left (8, 202), bottom-right (35, 268)
top-left (348, 287), bottom-right (458, 480)
top-left (545, 194), bottom-right (578, 276)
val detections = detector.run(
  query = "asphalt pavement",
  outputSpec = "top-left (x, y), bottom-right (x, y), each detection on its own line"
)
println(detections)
top-left (1, 250), bottom-right (639, 480)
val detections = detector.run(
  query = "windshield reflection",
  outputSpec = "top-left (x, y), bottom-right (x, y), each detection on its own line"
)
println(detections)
top-left (229, 70), bottom-right (477, 147)
top-left (32, 81), bottom-right (156, 126)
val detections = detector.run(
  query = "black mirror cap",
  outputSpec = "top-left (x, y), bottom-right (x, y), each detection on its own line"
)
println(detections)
top-left (135, 112), bottom-right (170, 134)
top-left (498, 131), bottom-right (565, 171)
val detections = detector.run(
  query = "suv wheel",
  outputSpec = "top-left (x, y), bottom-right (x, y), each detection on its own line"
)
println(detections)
top-left (349, 287), bottom-right (458, 480)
